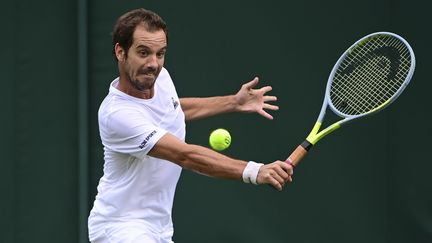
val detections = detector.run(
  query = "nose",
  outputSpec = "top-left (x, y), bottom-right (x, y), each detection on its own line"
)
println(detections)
top-left (145, 54), bottom-right (159, 68)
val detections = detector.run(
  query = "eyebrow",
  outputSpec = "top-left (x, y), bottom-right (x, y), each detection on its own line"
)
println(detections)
top-left (136, 45), bottom-right (167, 52)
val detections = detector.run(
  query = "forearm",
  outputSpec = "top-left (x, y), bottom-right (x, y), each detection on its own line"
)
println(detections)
top-left (149, 133), bottom-right (292, 190)
top-left (179, 144), bottom-right (248, 179)
top-left (180, 96), bottom-right (237, 121)
top-left (149, 134), bottom-right (246, 180)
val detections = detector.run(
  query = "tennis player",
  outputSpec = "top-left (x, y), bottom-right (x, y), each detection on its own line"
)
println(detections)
top-left (88, 8), bottom-right (294, 243)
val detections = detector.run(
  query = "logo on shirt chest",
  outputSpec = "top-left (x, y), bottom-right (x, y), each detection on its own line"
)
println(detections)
top-left (171, 97), bottom-right (179, 109)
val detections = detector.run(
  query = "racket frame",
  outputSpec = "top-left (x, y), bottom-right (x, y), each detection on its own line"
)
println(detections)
top-left (307, 31), bottom-right (416, 145)
top-left (288, 31), bottom-right (416, 166)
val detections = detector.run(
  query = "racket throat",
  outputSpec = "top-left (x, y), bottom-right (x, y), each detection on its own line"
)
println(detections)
top-left (301, 140), bottom-right (313, 151)
top-left (307, 122), bottom-right (342, 145)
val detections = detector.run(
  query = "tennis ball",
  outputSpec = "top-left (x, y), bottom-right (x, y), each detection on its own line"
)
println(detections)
top-left (209, 128), bottom-right (231, 151)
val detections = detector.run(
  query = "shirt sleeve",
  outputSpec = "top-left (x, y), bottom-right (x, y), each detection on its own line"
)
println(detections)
top-left (100, 107), bottom-right (167, 160)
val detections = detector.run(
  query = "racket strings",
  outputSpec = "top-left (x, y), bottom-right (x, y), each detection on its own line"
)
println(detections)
top-left (330, 34), bottom-right (412, 116)
top-left (340, 38), bottom-right (399, 107)
top-left (333, 57), bottom-right (391, 113)
top-left (340, 54), bottom-right (395, 109)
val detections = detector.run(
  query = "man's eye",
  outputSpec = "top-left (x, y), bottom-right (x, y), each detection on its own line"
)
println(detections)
top-left (157, 52), bottom-right (166, 58)
top-left (139, 51), bottom-right (148, 57)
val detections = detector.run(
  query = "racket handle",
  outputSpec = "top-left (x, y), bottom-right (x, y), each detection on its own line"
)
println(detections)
top-left (287, 140), bottom-right (312, 167)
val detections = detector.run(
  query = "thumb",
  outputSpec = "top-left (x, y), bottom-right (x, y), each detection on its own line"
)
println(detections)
top-left (243, 77), bottom-right (259, 90)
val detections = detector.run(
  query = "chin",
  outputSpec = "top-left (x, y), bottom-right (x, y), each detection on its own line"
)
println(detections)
top-left (133, 79), bottom-right (156, 91)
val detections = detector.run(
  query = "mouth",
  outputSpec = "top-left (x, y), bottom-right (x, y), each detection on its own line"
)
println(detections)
top-left (136, 68), bottom-right (159, 81)
top-left (142, 72), bottom-right (160, 81)
top-left (140, 73), bottom-right (155, 78)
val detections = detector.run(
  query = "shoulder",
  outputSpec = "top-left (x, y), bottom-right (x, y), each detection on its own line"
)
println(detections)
top-left (157, 67), bottom-right (173, 84)
top-left (156, 67), bottom-right (178, 95)
top-left (99, 104), bottom-right (154, 141)
top-left (100, 92), bottom-right (142, 115)
top-left (99, 96), bottom-right (149, 128)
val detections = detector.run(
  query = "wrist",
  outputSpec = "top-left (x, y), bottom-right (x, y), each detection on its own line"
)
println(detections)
top-left (242, 161), bottom-right (264, 185)
top-left (229, 94), bottom-right (240, 113)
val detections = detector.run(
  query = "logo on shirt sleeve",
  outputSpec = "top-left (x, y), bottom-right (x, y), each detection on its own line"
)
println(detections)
top-left (139, 130), bottom-right (157, 149)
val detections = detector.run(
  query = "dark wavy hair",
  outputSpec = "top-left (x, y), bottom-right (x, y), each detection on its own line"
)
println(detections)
top-left (112, 8), bottom-right (168, 61)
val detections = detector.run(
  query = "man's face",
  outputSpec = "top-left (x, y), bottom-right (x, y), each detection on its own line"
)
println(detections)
top-left (119, 24), bottom-right (167, 91)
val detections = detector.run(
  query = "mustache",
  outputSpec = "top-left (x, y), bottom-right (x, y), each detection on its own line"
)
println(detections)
top-left (138, 67), bottom-right (157, 75)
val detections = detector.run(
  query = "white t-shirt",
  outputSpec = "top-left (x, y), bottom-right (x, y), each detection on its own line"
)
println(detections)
top-left (88, 68), bottom-right (185, 241)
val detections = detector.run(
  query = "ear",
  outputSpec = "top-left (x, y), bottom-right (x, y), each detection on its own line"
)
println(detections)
top-left (114, 43), bottom-right (125, 62)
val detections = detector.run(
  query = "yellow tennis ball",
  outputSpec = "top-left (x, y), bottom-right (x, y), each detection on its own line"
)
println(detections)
top-left (209, 128), bottom-right (231, 151)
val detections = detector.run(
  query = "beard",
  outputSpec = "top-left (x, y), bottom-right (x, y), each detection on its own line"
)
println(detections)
top-left (128, 67), bottom-right (160, 91)
top-left (130, 76), bottom-right (156, 91)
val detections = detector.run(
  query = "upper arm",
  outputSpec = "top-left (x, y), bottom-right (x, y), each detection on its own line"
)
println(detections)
top-left (179, 96), bottom-right (236, 121)
top-left (179, 98), bottom-right (196, 121)
top-left (148, 132), bottom-right (190, 166)
top-left (101, 107), bottom-right (167, 159)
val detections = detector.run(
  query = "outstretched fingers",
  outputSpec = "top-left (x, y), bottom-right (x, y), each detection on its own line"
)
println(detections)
top-left (263, 95), bottom-right (277, 102)
top-left (257, 109), bottom-right (274, 120)
top-left (259, 85), bottom-right (273, 94)
top-left (263, 103), bottom-right (279, 111)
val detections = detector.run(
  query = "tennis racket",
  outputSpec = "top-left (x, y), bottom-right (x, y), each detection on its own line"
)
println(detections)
top-left (287, 32), bottom-right (416, 166)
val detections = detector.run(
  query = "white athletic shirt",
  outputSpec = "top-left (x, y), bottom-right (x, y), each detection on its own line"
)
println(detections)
top-left (88, 68), bottom-right (185, 241)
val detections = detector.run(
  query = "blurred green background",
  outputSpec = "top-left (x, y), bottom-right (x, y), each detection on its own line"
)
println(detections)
top-left (2, 0), bottom-right (431, 242)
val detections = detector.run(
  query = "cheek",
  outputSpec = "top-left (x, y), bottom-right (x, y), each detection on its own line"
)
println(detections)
top-left (158, 57), bottom-right (165, 66)
top-left (124, 59), bottom-right (139, 74)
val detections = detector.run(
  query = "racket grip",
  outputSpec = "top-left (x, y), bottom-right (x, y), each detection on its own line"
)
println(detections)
top-left (287, 141), bottom-right (311, 167)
